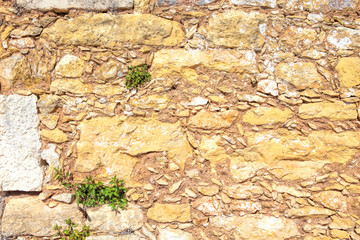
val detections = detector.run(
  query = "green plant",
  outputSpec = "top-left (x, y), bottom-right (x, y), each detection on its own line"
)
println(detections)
top-left (54, 219), bottom-right (91, 240)
top-left (53, 167), bottom-right (73, 188)
top-left (125, 64), bottom-right (151, 89)
top-left (75, 176), bottom-right (127, 210)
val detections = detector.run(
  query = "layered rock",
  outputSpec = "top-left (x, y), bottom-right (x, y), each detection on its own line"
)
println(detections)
top-left (42, 13), bottom-right (184, 47)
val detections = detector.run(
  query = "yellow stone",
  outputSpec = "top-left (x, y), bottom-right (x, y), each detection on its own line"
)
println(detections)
top-left (188, 109), bottom-right (238, 130)
top-left (330, 216), bottom-right (355, 230)
top-left (311, 191), bottom-right (353, 212)
top-left (304, 236), bottom-right (334, 240)
top-left (330, 229), bottom-right (350, 239)
top-left (336, 57), bottom-right (360, 88)
top-left (279, 26), bottom-right (317, 48)
top-left (286, 206), bottom-right (335, 218)
top-left (276, 62), bottom-right (325, 90)
top-left (207, 10), bottom-right (266, 48)
top-left (199, 135), bottom-right (230, 168)
top-left (129, 95), bottom-right (170, 110)
top-left (75, 117), bottom-right (192, 174)
top-left (239, 130), bottom-right (360, 164)
top-left (230, 156), bottom-right (266, 182)
top-left (54, 54), bottom-right (85, 78)
top-left (50, 79), bottom-right (92, 95)
top-left (147, 203), bottom-right (191, 222)
top-left (40, 128), bottom-right (68, 143)
top-left (197, 185), bottom-right (219, 196)
top-left (42, 13), bottom-right (184, 48)
top-left (298, 101), bottom-right (357, 120)
top-left (151, 49), bottom-right (258, 78)
top-left (243, 107), bottom-right (294, 125)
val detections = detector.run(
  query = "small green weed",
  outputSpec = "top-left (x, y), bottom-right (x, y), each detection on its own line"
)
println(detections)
top-left (53, 167), bottom-right (73, 188)
top-left (54, 219), bottom-right (91, 240)
top-left (53, 168), bottom-right (127, 211)
top-left (75, 176), bottom-right (127, 210)
top-left (125, 64), bottom-right (151, 89)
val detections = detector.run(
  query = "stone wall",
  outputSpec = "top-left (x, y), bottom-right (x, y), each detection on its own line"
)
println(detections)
top-left (1, 0), bottom-right (360, 239)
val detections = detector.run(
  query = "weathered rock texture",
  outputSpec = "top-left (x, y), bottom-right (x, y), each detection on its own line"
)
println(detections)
top-left (1, 0), bottom-right (360, 239)
top-left (0, 95), bottom-right (43, 191)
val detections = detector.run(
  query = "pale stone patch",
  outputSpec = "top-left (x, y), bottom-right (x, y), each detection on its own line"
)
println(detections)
top-left (2, 197), bottom-right (84, 237)
top-left (327, 27), bottom-right (360, 49)
top-left (147, 203), bottom-right (191, 222)
top-left (230, 0), bottom-right (276, 8)
top-left (0, 95), bottom-right (43, 191)
top-left (16, 0), bottom-right (133, 12)
top-left (211, 215), bottom-right (300, 240)
top-left (158, 227), bottom-right (194, 240)
top-left (86, 204), bottom-right (143, 233)
top-left (54, 54), bottom-right (85, 78)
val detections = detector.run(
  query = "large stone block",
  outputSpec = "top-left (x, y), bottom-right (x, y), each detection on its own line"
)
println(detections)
top-left (240, 130), bottom-right (360, 164)
top-left (298, 101), bottom-right (357, 120)
top-left (75, 117), bottom-right (192, 180)
top-left (242, 107), bottom-right (294, 125)
top-left (151, 49), bottom-right (258, 78)
top-left (206, 10), bottom-right (266, 49)
top-left (16, 0), bottom-right (133, 12)
top-left (276, 62), bottom-right (325, 90)
top-left (335, 57), bottom-right (360, 88)
top-left (0, 95), bottom-right (43, 191)
top-left (42, 13), bottom-right (184, 48)
top-left (2, 197), bottom-right (84, 237)
top-left (211, 215), bottom-right (300, 239)
top-left (327, 27), bottom-right (360, 50)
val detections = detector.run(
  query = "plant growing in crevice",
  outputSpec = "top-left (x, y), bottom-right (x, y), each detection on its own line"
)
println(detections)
top-left (75, 176), bottom-right (127, 211)
top-left (54, 219), bottom-right (91, 240)
top-left (125, 64), bottom-right (151, 89)
top-left (53, 168), bottom-right (127, 211)
top-left (53, 167), bottom-right (73, 188)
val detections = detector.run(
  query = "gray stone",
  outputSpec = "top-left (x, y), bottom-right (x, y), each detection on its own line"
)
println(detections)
top-left (2, 196), bottom-right (84, 237)
top-left (41, 144), bottom-right (60, 168)
top-left (86, 204), bottom-right (143, 233)
top-left (16, 0), bottom-right (133, 12)
top-left (158, 228), bottom-right (194, 240)
top-left (0, 95), bottom-right (43, 191)
top-left (51, 193), bottom-right (75, 204)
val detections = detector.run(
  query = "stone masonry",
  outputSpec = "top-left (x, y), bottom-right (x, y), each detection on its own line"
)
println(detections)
top-left (0, 0), bottom-right (360, 239)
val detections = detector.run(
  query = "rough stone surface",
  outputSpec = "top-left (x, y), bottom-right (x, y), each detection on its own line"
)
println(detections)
top-left (242, 107), bottom-right (294, 125)
top-left (188, 109), bottom-right (238, 130)
top-left (207, 10), bottom-right (266, 48)
top-left (239, 130), bottom-right (360, 164)
top-left (0, 53), bottom-right (30, 90)
top-left (327, 27), bottom-right (360, 49)
top-left (230, 0), bottom-right (276, 8)
top-left (16, 0), bottom-right (133, 11)
top-left (40, 128), bottom-right (69, 143)
top-left (75, 117), bottom-right (192, 179)
top-left (147, 203), bottom-right (191, 222)
top-left (158, 227), bottom-right (194, 240)
top-left (298, 101), bottom-right (357, 120)
top-left (151, 49), bottom-right (258, 77)
top-left (303, 0), bottom-right (358, 12)
top-left (311, 191), bottom-right (353, 212)
top-left (157, 0), bottom-right (215, 6)
top-left (276, 62), bottom-right (325, 90)
top-left (54, 54), bottom-right (85, 78)
top-left (211, 215), bottom-right (300, 239)
top-left (335, 57), bottom-right (360, 88)
top-left (285, 206), bottom-right (335, 218)
top-left (279, 26), bottom-right (317, 49)
top-left (42, 13), bottom-right (184, 48)
top-left (2, 197), bottom-right (84, 237)
top-left (0, 95), bottom-right (43, 191)
top-left (86, 204), bottom-right (143, 233)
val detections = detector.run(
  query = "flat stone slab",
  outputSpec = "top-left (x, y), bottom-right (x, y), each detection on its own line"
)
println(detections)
top-left (0, 95), bottom-right (43, 191)
top-left (16, 0), bottom-right (133, 12)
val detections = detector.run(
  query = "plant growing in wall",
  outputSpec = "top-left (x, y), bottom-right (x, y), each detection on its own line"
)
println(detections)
top-left (53, 168), bottom-right (127, 211)
top-left (53, 219), bottom-right (91, 240)
top-left (125, 64), bottom-right (151, 89)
